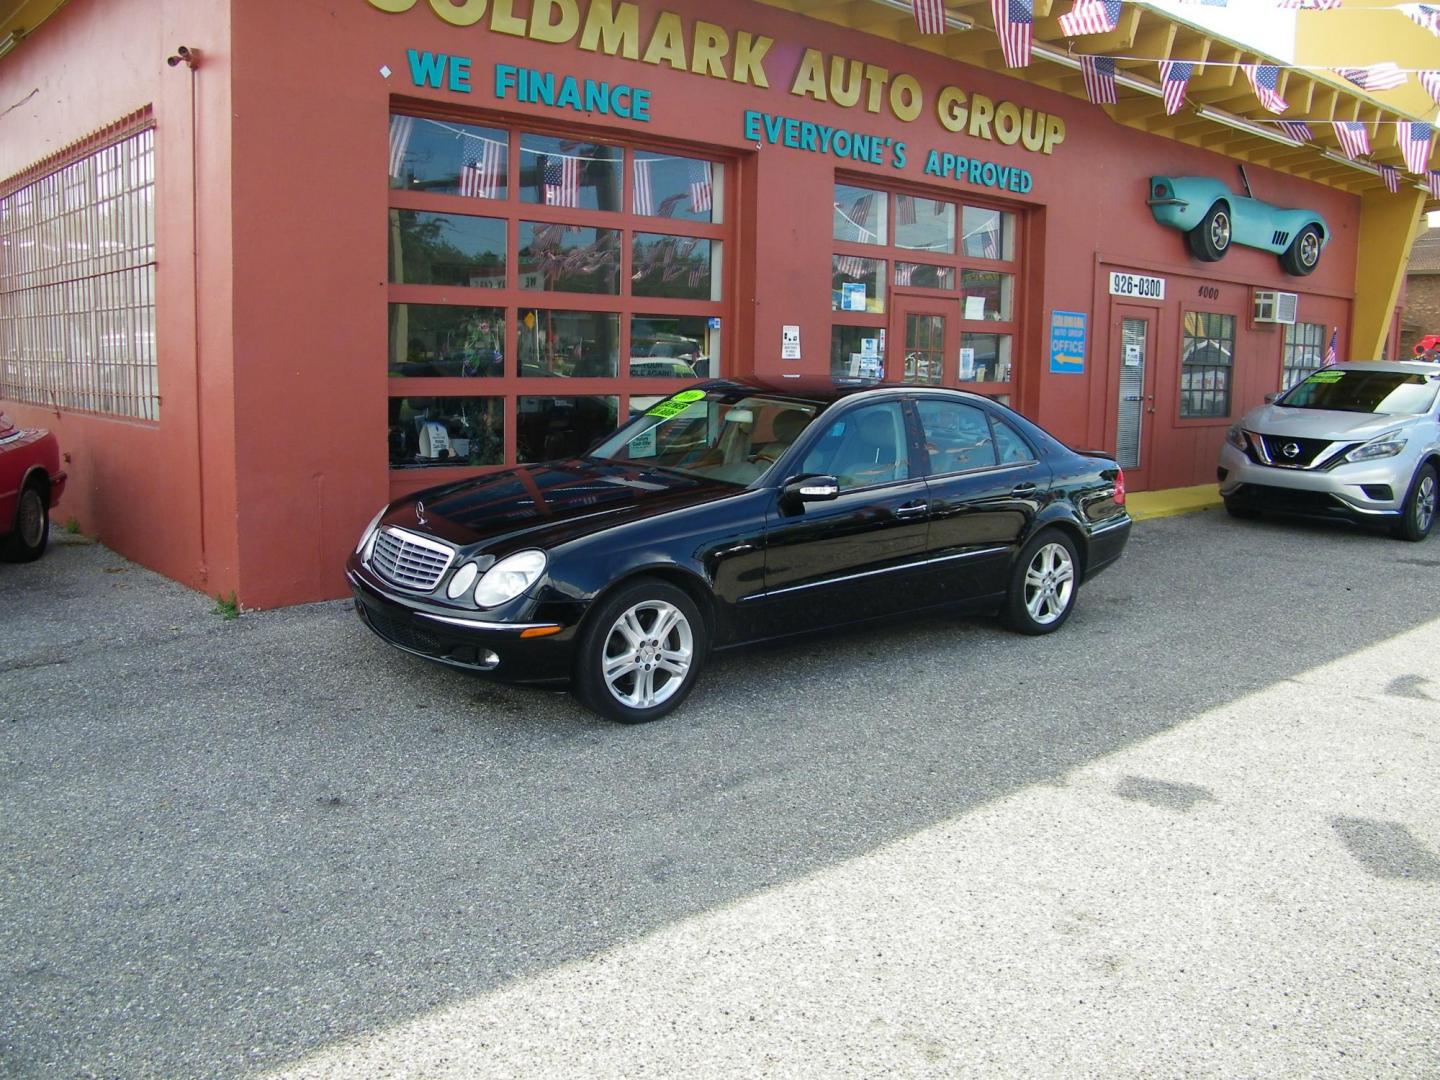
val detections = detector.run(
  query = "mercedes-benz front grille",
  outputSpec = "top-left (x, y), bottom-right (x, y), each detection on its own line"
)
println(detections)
top-left (369, 528), bottom-right (455, 591)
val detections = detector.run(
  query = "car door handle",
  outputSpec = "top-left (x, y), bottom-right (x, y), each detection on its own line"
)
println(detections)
top-left (894, 501), bottom-right (929, 519)
top-left (1011, 483), bottom-right (1038, 497)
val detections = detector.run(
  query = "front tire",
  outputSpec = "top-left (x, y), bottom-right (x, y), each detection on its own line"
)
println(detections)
top-left (574, 578), bottom-right (707, 723)
top-left (1392, 464), bottom-right (1437, 542)
top-left (1, 481), bottom-right (49, 563)
top-left (1187, 202), bottom-right (1232, 262)
top-left (1280, 225), bottom-right (1323, 277)
top-left (1001, 530), bottom-right (1079, 635)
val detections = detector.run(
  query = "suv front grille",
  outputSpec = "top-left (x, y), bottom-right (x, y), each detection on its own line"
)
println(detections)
top-left (369, 527), bottom-right (454, 591)
top-left (1247, 433), bottom-right (1342, 470)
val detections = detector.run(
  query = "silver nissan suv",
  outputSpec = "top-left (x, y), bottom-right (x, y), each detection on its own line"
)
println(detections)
top-left (1218, 360), bottom-right (1440, 541)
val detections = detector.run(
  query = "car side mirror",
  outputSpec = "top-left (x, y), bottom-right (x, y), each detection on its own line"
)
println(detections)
top-left (782, 474), bottom-right (840, 504)
top-left (1263, 392), bottom-right (1278, 404)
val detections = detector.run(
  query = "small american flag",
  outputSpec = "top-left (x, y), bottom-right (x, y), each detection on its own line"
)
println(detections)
top-left (1276, 0), bottom-right (1342, 8)
top-left (1159, 60), bottom-right (1193, 116)
top-left (1400, 121), bottom-right (1434, 175)
top-left (1324, 328), bottom-right (1338, 367)
top-left (1422, 70), bottom-right (1440, 106)
top-left (913, 0), bottom-right (947, 34)
top-left (388, 115), bottom-right (414, 179)
top-left (459, 136), bottom-right (504, 199)
top-left (981, 227), bottom-right (999, 260)
top-left (1081, 56), bottom-right (1118, 105)
top-left (1175, 0), bottom-right (1227, 5)
top-left (1335, 63), bottom-right (1407, 92)
top-left (896, 263), bottom-right (914, 286)
top-left (690, 162), bottom-right (713, 214)
top-left (1378, 163), bottom-right (1400, 193)
top-left (633, 159), bottom-right (654, 216)
top-left (1402, 4), bottom-right (1440, 35)
top-left (1059, 0), bottom-right (1122, 36)
top-left (1335, 121), bottom-right (1371, 160)
top-left (1428, 170), bottom-right (1440, 197)
top-left (543, 153), bottom-right (580, 208)
top-left (991, 0), bottom-right (1033, 69)
top-left (897, 195), bottom-right (918, 225)
top-left (1278, 120), bottom-right (1314, 143)
top-left (1242, 65), bottom-right (1288, 114)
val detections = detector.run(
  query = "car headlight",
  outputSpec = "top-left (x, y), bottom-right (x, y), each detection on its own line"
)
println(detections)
top-left (355, 507), bottom-right (386, 556)
top-left (1225, 425), bottom-right (1249, 451)
top-left (473, 549), bottom-right (547, 608)
top-left (446, 562), bottom-right (479, 600)
top-left (1344, 434), bottom-right (1407, 463)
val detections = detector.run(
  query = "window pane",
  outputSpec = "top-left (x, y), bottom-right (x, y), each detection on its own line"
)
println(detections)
top-left (833, 183), bottom-right (887, 245)
top-left (630, 314), bottom-right (718, 378)
top-left (518, 222), bottom-right (621, 294)
top-left (960, 333), bottom-right (1012, 383)
top-left (903, 313), bottom-right (946, 386)
top-left (517, 309), bottom-right (619, 377)
top-left (388, 305), bottom-right (504, 378)
top-left (1180, 311), bottom-right (1235, 418)
top-left (831, 324), bottom-right (886, 379)
top-left (895, 262), bottom-right (955, 290)
top-left (960, 206), bottom-right (1014, 260)
top-left (895, 196), bottom-right (954, 254)
top-left (389, 395), bottom-right (503, 468)
top-left (388, 210), bottom-right (506, 287)
top-left (389, 116), bottom-right (508, 200)
top-left (1283, 321), bottom-right (1325, 390)
top-left (917, 400), bottom-right (997, 473)
top-left (631, 233), bottom-right (716, 300)
top-left (517, 395), bottom-right (619, 462)
top-left (800, 401), bottom-right (908, 489)
top-left (518, 134), bottom-right (621, 211)
top-left (961, 270), bottom-right (1013, 321)
top-left (633, 152), bottom-right (721, 223)
top-left (992, 417), bottom-right (1036, 463)
top-left (832, 256), bottom-right (886, 313)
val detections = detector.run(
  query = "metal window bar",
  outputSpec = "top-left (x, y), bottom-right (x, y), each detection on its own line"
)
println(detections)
top-left (0, 128), bottom-right (158, 421)
top-left (1282, 321), bottom-right (1325, 390)
top-left (1180, 312), bottom-right (1236, 419)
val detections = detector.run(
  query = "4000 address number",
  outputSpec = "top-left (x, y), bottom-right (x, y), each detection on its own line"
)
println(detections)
top-left (1109, 272), bottom-right (1165, 300)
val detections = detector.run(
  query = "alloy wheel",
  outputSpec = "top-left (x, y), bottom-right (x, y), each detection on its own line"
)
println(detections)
top-left (602, 599), bottom-right (694, 709)
top-left (1023, 542), bottom-right (1075, 625)
top-left (17, 488), bottom-right (44, 548)
top-left (1300, 231), bottom-right (1319, 266)
top-left (1417, 474), bottom-right (1436, 533)
top-left (1211, 212), bottom-right (1231, 250)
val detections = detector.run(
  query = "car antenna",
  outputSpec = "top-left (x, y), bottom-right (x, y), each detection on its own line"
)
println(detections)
top-left (1237, 164), bottom-right (1253, 199)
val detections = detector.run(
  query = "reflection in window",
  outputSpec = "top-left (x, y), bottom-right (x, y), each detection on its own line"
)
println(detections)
top-left (633, 152), bottom-right (720, 223)
top-left (630, 314), bottom-right (718, 378)
top-left (831, 255), bottom-right (886, 313)
top-left (961, 270), bottom-right (1013, 321)
top-left (895, 262), bottom-right (955, 290)
top-left (800, 401), bottom-right (908, 489)
top-left (991, 417), bottom-right (1036, 463)
top-left (631, 234), bottom-right (716, 300)
top-left (517, 396), bottom-right (619, 462)
top-left (518, 222), bottom-right (621, 294)
top-left (833, 182), bottom-right (887, 245)
top-left (917, 400), bottom-right (997, 473)
top-left (895, 196), bottom-right (954, 254)
top-left (1181, 311), bottom-right (1235, 418)
top-left (960, 333), bottom-right (1012, 383)
top-left (388, 396), bottom-right (503, 468)
top-left (518, 134), bottom-right (621, 211)
top-left (961, 206), bottom-right (1014, 260)
top-left (1283, 321), bottom-right (1325, 390)
top-left (388, 210), bottom-right (506, 287)
top-left (831, 324), bottom-right (886, 379)
top-left (389, 115), bottom-right (508, 200)
top-left (389, 305), bottom-right (505, 378)
top-left (517, 309), bottom-right (619, 377)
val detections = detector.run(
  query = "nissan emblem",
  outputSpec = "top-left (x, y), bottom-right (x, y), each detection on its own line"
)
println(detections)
top-left (1282, 442), bottom-right (1301, 459)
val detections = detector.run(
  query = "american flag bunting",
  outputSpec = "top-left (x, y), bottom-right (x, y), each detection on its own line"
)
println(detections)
top-left (1276, 0), bottom-right (1342, 9)
top-left (1402, 4), bottom-right (1440, 35)
top-left (897, 195), bottom-right (918, 225)
top-left (1160, 61), bottom-right (1193, 116)
top-left (1278, 120), bottom-right (1314, 143)
top-left (1242, 65), bottom-right (1288, 113)
top-left (1059, 0), bottom-right (1122, 36)
top-left (459, 136), bottom-right (504, 199)
top-left (633, 159), bottom-right (654, 216)
top-left (542, 153), bottom-right (581, 208)
top-left (1400, 121), bottom-right (1435, 174)
top-left (1335, 121), bottom-right (1371, 160)
top-left (1081, 56), bottom-right (1118, 105)
top-left (896, 263), bottom-right (914, 286)
top-left (1335, 63), bottom-right (1407, 91)
top-left (388, 115), bottom-right (414, 179)
top-left (913, 0), bottom-right (947, 34)
top-left (690, 162), bottom-right (713, 214)
top-left (1422, 71), bottom-right (1440, 106)
top-left (992, 0), bottom-right (1033, 68)
top-left (981, 228), bottom-right (999, 260)
top-left (1378, 163), bottom-right (1400, 193)
top-left (1429, 170), bottom-right (1440, 197)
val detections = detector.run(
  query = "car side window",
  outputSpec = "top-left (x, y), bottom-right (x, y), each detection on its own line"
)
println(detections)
top-left (916, 400), bottom-right (998, 475)
top-left (991, 416), bottom-right (1036, 464)
top-left (799, 401), bottom-right (909, 490)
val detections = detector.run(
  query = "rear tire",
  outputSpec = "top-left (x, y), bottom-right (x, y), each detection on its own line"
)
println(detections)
top-left (1001, 529), bottom-right (1079, 636)
top-left (573, 578), bottom-right (707, 723)
top-left (1280, 225), bottom-right (1323, 277)
top-left (1224, 498), bottom-right (1261, 520)
top-left (1392, 464), bottom-right (1436, 542)
top-left (1, 481), bottom-right (49, 563)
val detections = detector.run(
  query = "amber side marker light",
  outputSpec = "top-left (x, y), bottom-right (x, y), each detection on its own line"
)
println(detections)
top-left (520, 625), bottom-right (563, 639)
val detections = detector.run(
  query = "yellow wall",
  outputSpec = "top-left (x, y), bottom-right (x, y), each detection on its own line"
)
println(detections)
top-left (1295, 0), bottom-right (1440, 122)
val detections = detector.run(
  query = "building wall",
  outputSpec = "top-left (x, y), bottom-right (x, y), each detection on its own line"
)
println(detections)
top-left (1401, 276), bottom-right (1440, 355)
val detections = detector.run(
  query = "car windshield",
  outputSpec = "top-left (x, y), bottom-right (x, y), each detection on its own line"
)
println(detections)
top-left (589, 389), bottom-right (821, 484)
top-left (1278, 369), bottom-right (1440, 415)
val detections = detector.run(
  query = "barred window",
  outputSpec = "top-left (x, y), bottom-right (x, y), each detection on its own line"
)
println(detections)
top-left (1282, 321), bottom-right (1325, 390)
top-left (0, 127), bottom-right (157, 420)
top-left (1180, 311), bottom-right (1235, 419)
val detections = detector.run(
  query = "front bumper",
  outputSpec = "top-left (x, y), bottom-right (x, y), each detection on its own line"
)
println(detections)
top-left (346, 565), bottom-right (582, 685)
top-left (1217, 443), bottom-right (1406, 523)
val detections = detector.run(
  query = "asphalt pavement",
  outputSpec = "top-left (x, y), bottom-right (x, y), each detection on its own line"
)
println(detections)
top-left (1, 510), bottom-right (1437, 1078)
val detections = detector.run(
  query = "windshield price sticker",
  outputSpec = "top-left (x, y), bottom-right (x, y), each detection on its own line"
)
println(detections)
top-left (1309, 370), bottom-right (1345, 383)
top-left (645, 388), bottom-right (707, 419)
top-left (1108, 272), bottom-right (1165, 300)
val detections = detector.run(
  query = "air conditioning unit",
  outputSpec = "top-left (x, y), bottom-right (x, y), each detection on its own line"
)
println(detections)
top-left (1253, 290), bottom-right (1298, 325)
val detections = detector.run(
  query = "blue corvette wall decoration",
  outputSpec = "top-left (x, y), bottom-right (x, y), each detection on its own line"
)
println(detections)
top-left (1147, 175), bottom-right (1328, 276)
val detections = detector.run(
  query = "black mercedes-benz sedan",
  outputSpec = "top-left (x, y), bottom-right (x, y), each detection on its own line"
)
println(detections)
top-left (347, 379), bottom-right (1131, 723)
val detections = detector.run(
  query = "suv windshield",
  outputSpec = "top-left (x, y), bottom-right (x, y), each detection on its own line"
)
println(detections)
top-left (590, 389), bottom-right (820, 485)
top-left (1278, 369), bottom-right (1440, 415)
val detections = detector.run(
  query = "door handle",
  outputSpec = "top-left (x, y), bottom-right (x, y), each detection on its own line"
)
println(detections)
top-left (1011, 482), bottom-right (1038, 497)
top-left (894, 501), bottom-right (929, 519)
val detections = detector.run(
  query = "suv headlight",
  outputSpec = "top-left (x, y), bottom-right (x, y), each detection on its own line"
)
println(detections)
top-left (1344, 433), bottom-right (1407, 463)
top-left (473, 550), bottom-right (547, 608)
top-left (1225, 425), bottom-right (1249, 451)
top-left (355, 507), bottom-right (386, 557)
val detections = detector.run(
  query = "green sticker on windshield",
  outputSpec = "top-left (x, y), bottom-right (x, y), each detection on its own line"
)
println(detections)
top-left (645, 389), bottom-right (706, 419)
top-left (1308, 370), bottom-right (1344, 383)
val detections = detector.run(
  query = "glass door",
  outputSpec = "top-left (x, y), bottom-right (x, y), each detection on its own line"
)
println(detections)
top-left (892, 295), bottom-right (956, 386)
top-left (1113, 306), bottom-right (1155, 488)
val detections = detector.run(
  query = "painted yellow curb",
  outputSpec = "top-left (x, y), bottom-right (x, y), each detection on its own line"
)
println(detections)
top-left (1126, 484), bottom-right (1223, 522)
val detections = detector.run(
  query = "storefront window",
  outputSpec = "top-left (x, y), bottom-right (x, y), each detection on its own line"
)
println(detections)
top-left (389, 305), bottom-right (505, 378)
top-left (1181, 311), bottom-right (1236, 418)
top-left (961, 270), bottom-right (1013, 321)
top-left (960, 206), bottom-right (1014, 260)
top-left (1283, 321), bottom-right (1325, 389)
top-left (831, 256), bottom-right (886, 313)
top-left (516, 396), bottom-right (619, 462)
top-left (631, 234), bottom-right (717, 300)
top-left (389, 396), bottom-right (504, 468)
top-left (895, 196), bottom-right (954, 254)
top-left (517, 309), bottom-right (619, 377)
top-left (895, 262), bottom-right (956, 290)
top-left (630, 315), bottom-right (717, 378)
top-left (833, 183), bottom-right (887, 245)
top-left (518, 223), bottom-right (621, 294)
top-left (518, 134), bottom-right (622, 211)
top-left (959, 333), bottom-right (1012, 384)
top-left (388, 210), bottom-right (506, 287)
top-left (633, 152), bottom-right (721, 223)
top-left (389, 115), bottom-right (508, 200)
top-left (831, 325), bottom-right (886, 379)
